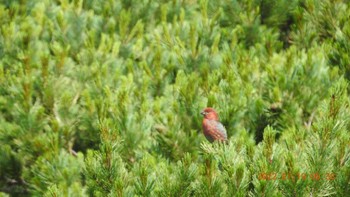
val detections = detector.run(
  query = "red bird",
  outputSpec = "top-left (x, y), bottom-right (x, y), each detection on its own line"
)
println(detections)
top-left (200, 107), bottom-right (227, 143)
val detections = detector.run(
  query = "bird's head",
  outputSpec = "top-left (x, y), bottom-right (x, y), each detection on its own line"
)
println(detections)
top-left (200, 107), bottom-right (219, 120)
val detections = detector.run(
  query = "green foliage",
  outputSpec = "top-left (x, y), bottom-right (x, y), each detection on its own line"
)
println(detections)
top-left (25, 150), bottom-right (84, 196)
top-left (1, 0), bottom-right (349, 196)
top-left (84, 140), bottom-right (130, 196)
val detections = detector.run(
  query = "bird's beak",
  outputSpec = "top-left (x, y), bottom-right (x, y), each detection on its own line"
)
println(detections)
top-left (200, 111), bottom-right (205, 116)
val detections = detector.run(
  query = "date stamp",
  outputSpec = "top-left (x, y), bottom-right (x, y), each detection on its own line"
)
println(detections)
top-left (258, 172), bottom-right (336, 181)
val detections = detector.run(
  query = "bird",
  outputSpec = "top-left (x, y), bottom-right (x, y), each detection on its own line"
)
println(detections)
top-left (200, 107), bottom-right (227, 143)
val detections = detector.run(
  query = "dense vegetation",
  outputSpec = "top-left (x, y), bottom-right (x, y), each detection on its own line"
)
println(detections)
top-left (0, 0), bottom-right (349, 196)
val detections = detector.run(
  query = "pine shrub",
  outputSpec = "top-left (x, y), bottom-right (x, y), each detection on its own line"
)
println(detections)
top-left (0, 0), bottom-right (349, 196)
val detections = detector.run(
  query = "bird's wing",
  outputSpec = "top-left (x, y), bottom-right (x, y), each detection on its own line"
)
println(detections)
top-left (206, 120), bottom-right (227, 141)
top-left (215, 121), bottom-right (227, 139)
